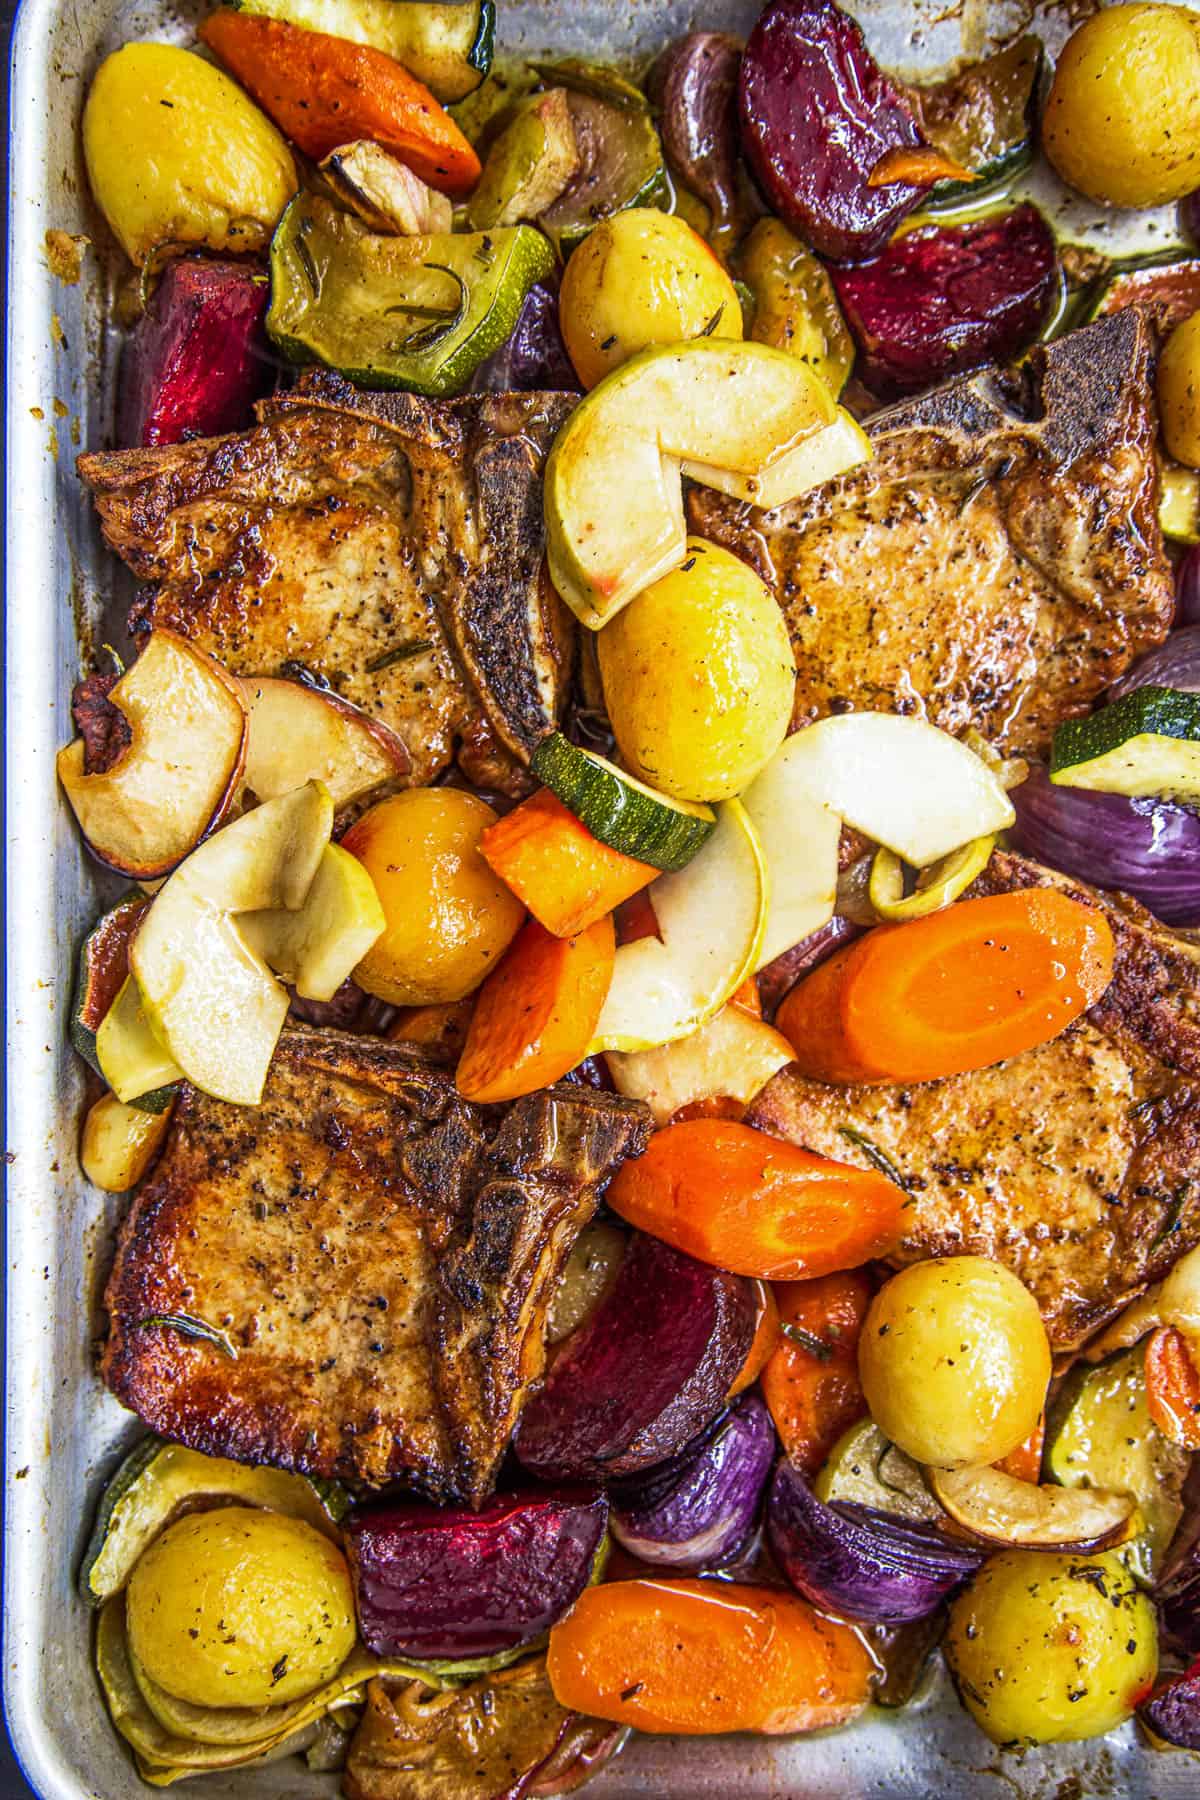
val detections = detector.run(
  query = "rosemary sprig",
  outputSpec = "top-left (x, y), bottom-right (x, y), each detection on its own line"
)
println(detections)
top-left (389, 264), bottom-right (467, 354)
top-left (779, 1321), bottom-right (833, 1362)
top-left (699, 303), bottom-right (726, 337)
top-left (838, 1125), bottom-right (910, 1192)
top-left (138, 1312), bottom-right (239, 1360)
top-left (367, 639), bottom-right (434, 673)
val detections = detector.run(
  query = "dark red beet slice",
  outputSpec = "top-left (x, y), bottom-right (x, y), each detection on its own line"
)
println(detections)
top-left (830, 205), bottom-right (1058, 397)
top-left (739, 0), bottom-right (926, 261)
top-left (514, 1231), bottom-right (757, 1483)
top-left (345, 1486), bottom-right (607, 1661)
top-left (118, 256), bottom-right (271, 448)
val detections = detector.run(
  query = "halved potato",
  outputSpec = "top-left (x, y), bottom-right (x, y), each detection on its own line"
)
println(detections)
top-left (241, 843), bottom-right (385, 1001)
top-left (58, 633), bottom-right (248, 880)
top-left (239, 676), bottom-right (409, 810)
top-left (928, 1464), bottom-right (1136, 1552)
top-left (544, 339), bottom-right (871, 627)
top-left (131, 783), bottom-right (333, 1106)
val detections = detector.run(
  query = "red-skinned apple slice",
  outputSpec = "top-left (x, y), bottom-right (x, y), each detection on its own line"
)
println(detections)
top-left (239, 677), bottom-right (410, 810)
top-left (57, 632), bottom-right (248, 880)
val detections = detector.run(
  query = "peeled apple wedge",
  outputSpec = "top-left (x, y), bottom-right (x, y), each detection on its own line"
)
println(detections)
top-left (589, 800), bottom-right (768, 1054)
top-left (544, 339), bottom-right (871, 627)
top-left (57, 632), bottom-right (248, 880)
top-left (754, 714), bottom-right (1016, 873)
top-left (96, 978), bottom-right (184, 1108)
top-left (607, 1002), bottom-right (794, 1125)
top-left (131, 783), bottom-right (333, 1106)
top-left (80, 1092), bottom-right (173, 1192)
top-left (239, 676), bottom-right (409, 809)
top-left (741, 763), bottom-right (841, 970)
top-left (240, 843), bottom-right (385, 1001)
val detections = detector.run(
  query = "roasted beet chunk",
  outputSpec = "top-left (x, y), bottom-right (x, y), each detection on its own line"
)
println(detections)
top-left (345, 1486), bottom-right (608, 1660)
top-left (739, 0), bottom-right (927, 260)
top-left (514, 1232), bottom-right (757, 1482)
top-left (830, 205), bottom-right (1059, 397)
top-left (118, 256), bottom-right (271, 448)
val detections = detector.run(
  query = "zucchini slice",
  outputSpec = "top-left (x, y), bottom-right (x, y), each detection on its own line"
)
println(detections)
top-left (81, 1436), bottom-right (349, 1606)
top-left (1050, 685), bottom-right (1200, 802)
top-left (534, 67), bottom-right (667, 253)
top-left (530, 733), bottom-right (715, 872)
top-left (909, 37), bottom-right (1042, 211)
top-left (1046, 1345), bottom-right (1189, 1584)
top-left (71, 892), bottom-right (150, 1075)
top-left (228, 0), bottom-right (494, 102)
top-left (812, 1418), bottom-right (941, 1523)
top-left (268, 195), bottom-right (554, 395)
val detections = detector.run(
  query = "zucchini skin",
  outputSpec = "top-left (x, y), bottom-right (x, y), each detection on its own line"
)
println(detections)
top-left (1051, 685), bottom-right (1200, 787)
top-left (531, 734), bottom-right (715, 872)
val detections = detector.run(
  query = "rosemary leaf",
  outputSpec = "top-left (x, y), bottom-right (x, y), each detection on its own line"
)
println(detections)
top-left (138, 1312), bottom-right (239, 1360)
top-left (779, 1321), bottom-right (834, 1362)
top-left (367, 639), bottom-right (434, 673)
top-left (838, 1125), bottom-right (910, 1192)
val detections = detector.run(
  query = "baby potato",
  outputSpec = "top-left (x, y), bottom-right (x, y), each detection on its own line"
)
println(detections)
top-left (1159, 312), bottom-right (1200, 469)
top-left (560, 209), bottom-right (743, 389)
top-left (596, 537), bottom-right (795, 803)
top-left (83, 43), bottom-right (297, 266)
top-left (858, 1256), bottom-right (1050, 1470)
top-left (125, 1506), bottom-right (356, 1709)
top-left (1042, 4), bottom-right (1200, 209)
top-left (946, 1550), bottom-right (1157, 1745)
top-left (344, 788), bottom-right (525, 1006)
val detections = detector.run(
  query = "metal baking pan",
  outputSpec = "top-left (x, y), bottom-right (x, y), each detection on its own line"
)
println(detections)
top-left (3, 0), bottom-right (1196, 1792)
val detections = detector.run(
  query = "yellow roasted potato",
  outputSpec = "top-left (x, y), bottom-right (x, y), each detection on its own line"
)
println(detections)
top-left (1159, 312), bottom-right (1200, 469)
top-left (858, 1256), bottom-right (1050, 1470)
top-left (560, 209), bottom-right (743, 389)
top-left (125, 1506), bottom-right (357, 1708)
top-left (596, 537), bottom-right (795, 802)
top-left (83, 43), bottom-right (297, 266)
top-left (1042, 4), bottom-right (1200, 208)
top-left (946, 1550), bottom-right (1157, 1744)
top-left (344, 788), bottom-right (525, 1006)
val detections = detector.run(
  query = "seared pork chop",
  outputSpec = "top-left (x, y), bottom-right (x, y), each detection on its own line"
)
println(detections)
top-left (690, 310), bottom-right (1173, 756)
top-left (102, 1030), bottom-right (650, 1499)
top-left (747, 850), bottom-right (1200, 1351)
top-left (77, 375), bottom-right (576, 793)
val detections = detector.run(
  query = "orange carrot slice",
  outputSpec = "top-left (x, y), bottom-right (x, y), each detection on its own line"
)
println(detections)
top-left (994, 1412), bottom-right (1046, 1484)
top-left (455, 915), bottom-right (614, 1103)
top-left (605, 1118), bottom-right (904, 1281)
top-left (480, 788), bottom-right (657, 939)
top-left (1145, 1326), bottom-right (1200, 1449)
top-left (728, 976), bottom-right (763, 1018)
top-left (761, 1272), bottom-right (872, 1474)
top-left (868, 145), bottom-right (977, 187)
top-left (547, 1579), bottom-right (873, 1736)
top-left (728, 1280), bottom-right (780, 1398)
top-left (777, 889), bottom-right (1114, 1085)
top-left (199, 11), bottom-right (481, 194)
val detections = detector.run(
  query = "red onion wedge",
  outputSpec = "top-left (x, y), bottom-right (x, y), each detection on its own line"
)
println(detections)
top-left (767, 1459), bottom-right (985, 1624)
top-left (1010, 763), bottom-right (1200, 928)
top-left (757, 916), bottom-right (864, 1017)
top-left (1108, 624), bottom-right (1200, 698)
top-left (1176, 548), bottom-right (1200, 630)
top-left (1140, 1656), bottom-right (1200, 1750)
top-left (609, 1393), bottom-right (775, 1571)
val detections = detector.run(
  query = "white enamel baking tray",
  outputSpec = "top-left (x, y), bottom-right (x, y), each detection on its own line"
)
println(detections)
top-left (4, 0), bottom-right (1199, 1792)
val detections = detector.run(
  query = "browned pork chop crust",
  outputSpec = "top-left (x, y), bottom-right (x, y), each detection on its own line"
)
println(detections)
top-left (747, 850), bottom-right (1200, 1351)
top-left (77, 376), bottom-right (576, 793)
top-left (102, 1030), bottom-right (650, 1499)
top-left (690, 310), bottom-right (1173, 756)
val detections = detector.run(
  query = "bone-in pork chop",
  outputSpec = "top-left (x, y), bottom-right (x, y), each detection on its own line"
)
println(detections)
top-left (77, 375), bottom-right (576, 793)
top-left (690, 310), bottom-right (1173, 756)
top-left (102, 1030), bottom-right (650, 1500)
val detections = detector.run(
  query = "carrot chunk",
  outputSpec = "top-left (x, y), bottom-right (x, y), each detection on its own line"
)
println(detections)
top-left (480, 788), bottom-right (657, 939)
top-left (547, 1579), bottom-right (873, 1736)
top-left (1145, 1326), bottom-right (1200, 1449)
top-left (761, 1272), bottom-right (872, 1474)
top-left (777, 889), bottom-right (1114, 1085)
top-left (605, 1118), bottom-right (904, 1281)
top-left (455, 915), bottom-right (614, 1103)
top-left (728, 1279), bottom-right (780, 1397)
top-left (994, 1412), bottom-right (1046, 1484)
top-left (199, 12), bottom-right (481, 194)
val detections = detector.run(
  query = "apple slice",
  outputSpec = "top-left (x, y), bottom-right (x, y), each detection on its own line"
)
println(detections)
top-left (544, 340), bottom-right (871, 627)
top-left (741, 759), bottom-right (841, 970)
top-left (239, 676), bottom-right (410, 810)
top-left (928, 1465), bottom-right (1136, 1553)
top-left (607, 1003), bottom-right (794, 1126)
top-left (96, 977), bottom-right (184, 1108)
top-left (763, 714), bottom-right (1016, 870)
top-left (57, 631), bottom-right (248, 880)
top-left (589, 800), bottom-right (768, 1055)
top-left (131, 783), bottom-right (333, 1106)
top-left (241, 843), bottom-right (385, 1001)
